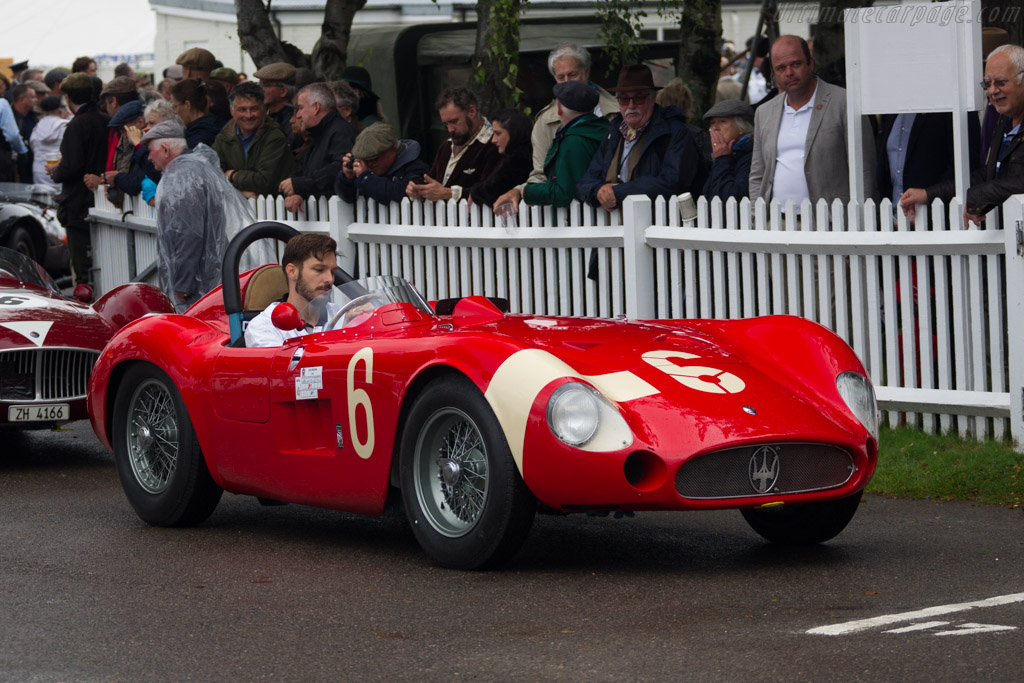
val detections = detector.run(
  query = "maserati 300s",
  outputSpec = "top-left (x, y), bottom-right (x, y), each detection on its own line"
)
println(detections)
top-left (87, 223), bottom-right (879, 569)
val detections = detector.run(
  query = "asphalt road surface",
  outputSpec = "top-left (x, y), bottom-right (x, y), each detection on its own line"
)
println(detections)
top-left (2, 422), bottom-right (1022, 682)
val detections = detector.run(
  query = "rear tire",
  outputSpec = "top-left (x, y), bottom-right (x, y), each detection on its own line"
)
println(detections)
top-left (740, 491), bottom-right (863, 545)
top-left (111, 364), bottom-right (222, 526)
top-left (400, 375), bottom-right (535, 569)
top-left (5, 225), bottom-right (36, 262)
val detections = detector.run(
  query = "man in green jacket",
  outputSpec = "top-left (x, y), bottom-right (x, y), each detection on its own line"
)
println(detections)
top-left (494, 80), bottom-right (607, 211)
top-left (212, 81), bottom-right (293, 198)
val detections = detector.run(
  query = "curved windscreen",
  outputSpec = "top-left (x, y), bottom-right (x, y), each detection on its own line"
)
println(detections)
top-left (0, 245), bottom-right (59, 292)
top-left (301, 274), bottom-right (433, 331)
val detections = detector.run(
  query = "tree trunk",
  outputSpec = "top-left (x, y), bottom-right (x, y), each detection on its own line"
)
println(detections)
top-left (235, 0), bottom-right (311, 70)
top-left (677, 0), bottom-right (722, 125)
top-left (812, 0), bottom-right (874, 87)
top-left (311, 0), bottom-right (367, 81)
top-left (235, 0), bottom-right (290, 67)
top-left (473, 0), bottom-right (523, 115)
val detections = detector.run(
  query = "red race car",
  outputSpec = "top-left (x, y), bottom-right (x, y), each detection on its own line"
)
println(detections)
top-left (88, 223), bottom-right (879, 569)
top-left (0, 246), bottom-right (174, 430)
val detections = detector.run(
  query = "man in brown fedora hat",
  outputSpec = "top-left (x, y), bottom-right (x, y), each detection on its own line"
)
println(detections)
top-left (577, 63), bottom-right (707, 211)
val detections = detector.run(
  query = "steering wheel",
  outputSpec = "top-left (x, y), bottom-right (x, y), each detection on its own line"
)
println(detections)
top-left (326, 294), bottom-right (388, 329)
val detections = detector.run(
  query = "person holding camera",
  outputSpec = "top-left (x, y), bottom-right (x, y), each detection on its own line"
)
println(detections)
top-left (336, 122), bottom-right (429, 204)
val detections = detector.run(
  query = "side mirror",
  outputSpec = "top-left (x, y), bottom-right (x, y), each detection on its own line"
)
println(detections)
top-left (73, 283), bottom-right (94, 303)
top-left (271, 303), bottom-right (304, 332)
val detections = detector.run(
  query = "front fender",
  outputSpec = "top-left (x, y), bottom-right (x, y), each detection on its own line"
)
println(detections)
top-left (88, 315), bottom-right (226, 451)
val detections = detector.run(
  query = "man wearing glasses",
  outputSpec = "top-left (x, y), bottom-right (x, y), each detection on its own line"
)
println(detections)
top-left (577, 64), bottom-right (707, 211)
top-left (900, 44), bottom-right (1024, 226)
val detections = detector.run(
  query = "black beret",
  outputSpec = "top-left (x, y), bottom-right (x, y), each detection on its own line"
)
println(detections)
top-left (553, 80), bottom-right (599, 113)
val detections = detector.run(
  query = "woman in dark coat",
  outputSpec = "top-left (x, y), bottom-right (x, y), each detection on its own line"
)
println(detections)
top-left (702, 99), bottom-right (755, 201)
top-left (468, 109), bottom-right (532, 207)
top-left (170, 79), bottom-right (220, 149)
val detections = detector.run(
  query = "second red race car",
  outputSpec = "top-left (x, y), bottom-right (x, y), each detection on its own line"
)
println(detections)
top-left (1, 246), bottom-right (174, 430)
top-left (88, 223), bottom-right (879, 569)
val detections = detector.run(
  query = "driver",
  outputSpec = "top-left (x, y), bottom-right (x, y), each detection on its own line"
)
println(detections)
top-left (244, 233), bottom-right (340, 347)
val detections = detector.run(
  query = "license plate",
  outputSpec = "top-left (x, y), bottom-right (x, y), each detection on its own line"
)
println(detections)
top-left (7, 404), bottom-right (70, 422)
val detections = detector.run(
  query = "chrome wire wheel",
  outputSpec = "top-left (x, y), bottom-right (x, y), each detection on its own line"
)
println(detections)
top-left (412, 407), bottom-right (489, 538)
top-left (124, 377), bottom-right (179, 494)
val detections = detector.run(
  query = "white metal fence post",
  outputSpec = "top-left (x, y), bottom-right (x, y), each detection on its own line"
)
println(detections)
top-left (1003, 195), bottom-right (1024, 452)
top-left (622, 195), bottom-right (654, 319)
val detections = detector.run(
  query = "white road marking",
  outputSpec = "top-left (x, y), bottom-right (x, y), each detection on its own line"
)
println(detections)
top-left (807, 591), bottom-right (1024, 636)
top-left (933, 623), bottom-right (1018, 636)
top-left (883, 621), bottom-right (950, 634)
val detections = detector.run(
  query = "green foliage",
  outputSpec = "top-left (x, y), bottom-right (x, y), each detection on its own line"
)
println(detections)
top-left (870, 426), bottom-right (1023, 507)
top-left (595, 0), bottom-right (648, 74)
top-left (469, 0), bottom-right (529, 113)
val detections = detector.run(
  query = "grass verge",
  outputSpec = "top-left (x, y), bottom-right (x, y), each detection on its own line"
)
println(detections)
top-left (868, 426), bottom-right (1022, 507)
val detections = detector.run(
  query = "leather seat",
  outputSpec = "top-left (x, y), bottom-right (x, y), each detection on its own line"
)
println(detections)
top-left (243, 264), bottom-right (287, 313)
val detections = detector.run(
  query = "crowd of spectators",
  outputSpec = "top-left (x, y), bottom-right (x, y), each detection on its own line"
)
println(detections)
top-left (3, 29), bottom-right (1022, 298)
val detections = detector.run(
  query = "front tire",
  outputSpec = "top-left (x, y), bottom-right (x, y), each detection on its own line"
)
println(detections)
top-left (400, 375), bottom-right (535, 569)
top-left (740, 491), bottom-right (863, 545)
top-left (111, 364), bottom-right (222, 526)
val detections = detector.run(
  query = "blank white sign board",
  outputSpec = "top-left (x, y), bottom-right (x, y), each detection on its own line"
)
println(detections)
top-left (845, 0), bottom-right (982, 200)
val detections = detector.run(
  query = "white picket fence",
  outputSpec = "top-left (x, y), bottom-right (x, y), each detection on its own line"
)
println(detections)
top-left (89, 190), bottom-right (1024, 448)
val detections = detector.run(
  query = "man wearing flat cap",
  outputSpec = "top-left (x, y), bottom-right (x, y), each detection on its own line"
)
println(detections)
top-left (702, 99), bottom-right (755, 200)
top-left (176, 47), bottom-right (217, 83)
top-left (212, 81), bottom-right (294, 197)
top-left (336, 122), bottom-right (429, 204)
top-left (254, 62), bottom-right (298, 143)
top-left (48, 72), bottom-right (109, 286)
top-left (143, 120), bottom-right (254, 312)
top-left (494, 80), bottom-right (608, 211)
top-left (577, 63), bottom-right (708, 211)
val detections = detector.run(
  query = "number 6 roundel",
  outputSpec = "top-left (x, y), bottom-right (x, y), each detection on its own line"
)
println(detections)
top-left (641, 350), bottom-right (746, 395)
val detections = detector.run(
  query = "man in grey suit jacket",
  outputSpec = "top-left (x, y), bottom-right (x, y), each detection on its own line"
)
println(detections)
top-left (748, 35), bottom-right (876, 205)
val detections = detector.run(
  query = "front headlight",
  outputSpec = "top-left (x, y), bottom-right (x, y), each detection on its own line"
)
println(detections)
top-left (547, 382), bottom-right (634, 451)
top-left (836, 371), bottom-right (879, 440)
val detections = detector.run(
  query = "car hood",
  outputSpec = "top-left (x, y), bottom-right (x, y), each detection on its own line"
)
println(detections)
top-left (0, 286), bottom-right (113, 350)
top-left (482, 315), bottom-right (741, 373)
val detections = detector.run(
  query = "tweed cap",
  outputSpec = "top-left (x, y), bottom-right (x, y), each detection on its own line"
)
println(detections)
top-left (60, 72), bottom-right (92, 92)
top-left (24, 80), bottom-right (50, 95)
top-left (176, 47), bottom-right (216, 72)
top-left (352, 122), bottom-right (397, 160)
top-left (164, 64), bottom-right (184, 80)
top-left (140, 120), bottom-right (185, 145)
top-left (100, 75), bottom-right (137, 97)
top-left (109, 99), bottom-right (146, 128)
top-left (702, 98), bottom-right (754, 123)
top-left (553, 80), bottom-right (599, 113)
top-left (253, 62), bottom-right (296, 84)
top-left (211, 67), bottom-right (239, 84)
